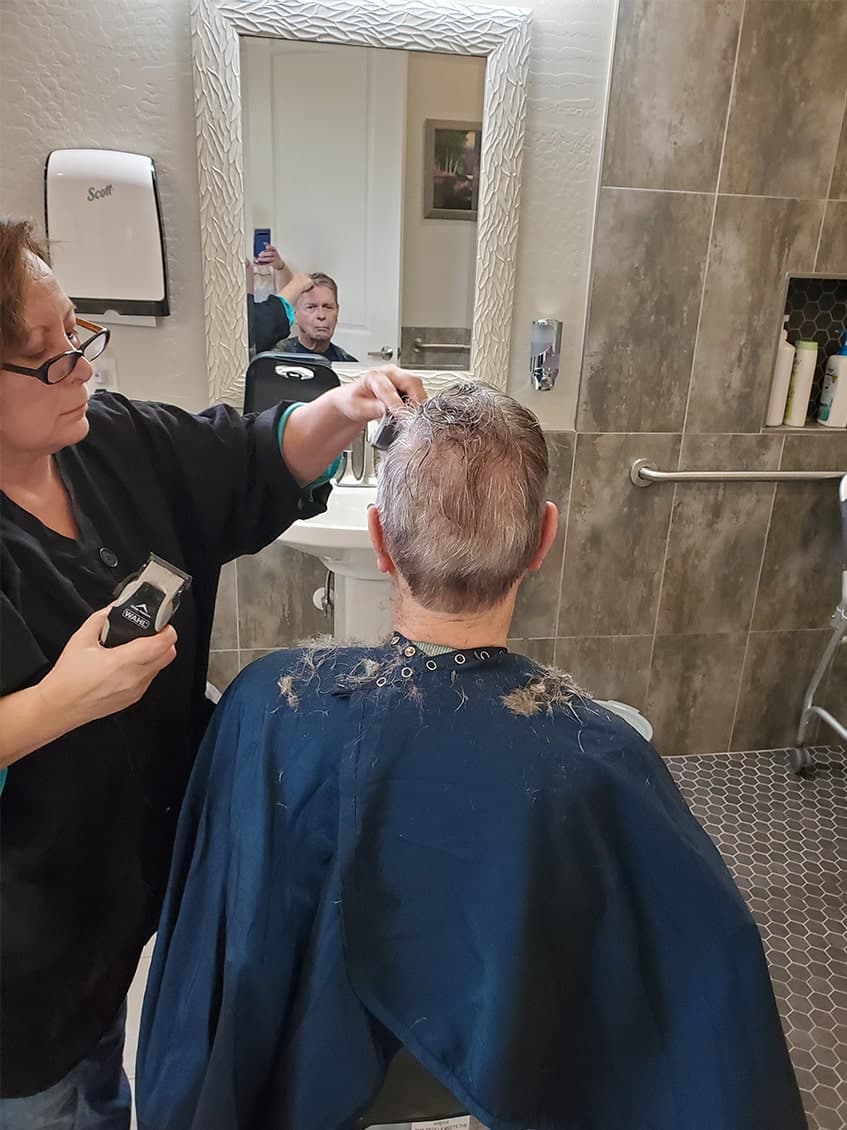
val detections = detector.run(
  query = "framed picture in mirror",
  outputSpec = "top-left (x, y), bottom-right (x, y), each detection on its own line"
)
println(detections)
top-left (424, 120), bottom-right (482, 221)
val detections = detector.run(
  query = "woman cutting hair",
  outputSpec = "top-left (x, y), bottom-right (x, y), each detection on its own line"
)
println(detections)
top-left (0, 216), bottom-right (423, 1128)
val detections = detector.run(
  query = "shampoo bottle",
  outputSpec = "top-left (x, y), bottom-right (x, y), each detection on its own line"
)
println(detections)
top-left (817, 331), bottom-right (847, 428)
top-left (766, 316), bottom-right (796, 426)
top-left (783, 340), bottom-right (818, 427)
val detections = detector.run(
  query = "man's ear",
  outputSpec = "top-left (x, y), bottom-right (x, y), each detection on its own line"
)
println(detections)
top-left (367, 505), bottom-right (396, 576)
top-left (526, 502), bottom-right (559, 573)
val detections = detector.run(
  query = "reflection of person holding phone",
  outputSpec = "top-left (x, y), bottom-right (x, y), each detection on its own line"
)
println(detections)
top-left (245, 237), bottom-right (313, 354)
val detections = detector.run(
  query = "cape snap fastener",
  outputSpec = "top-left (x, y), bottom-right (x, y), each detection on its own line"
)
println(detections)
top-left (390, 635), bottom-right (400, 645)
top-left (403, 646), bottom-right (416, 657)
top-left (401, 667), bottom-right (414, 678)
top-left (99, 547), bottom-right (118, 568)
top-left (376, 676), bottom-right (387, 687)
top-left (426, 660), bottom-right (437, 670)
top-left (480, 650), bottom-right (490, 660)
top-left (454, 653), bottom-right (466, 665)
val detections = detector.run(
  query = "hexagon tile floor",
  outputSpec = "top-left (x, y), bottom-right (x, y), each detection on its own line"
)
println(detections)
top-left (669, 745), bottom-right (847, 1130)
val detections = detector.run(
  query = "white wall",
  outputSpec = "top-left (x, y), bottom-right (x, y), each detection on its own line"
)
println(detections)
top-left (0, 0), bottom-right (207, 410)
top-left (0, 0), bottom-right (616, 429)
top-left (400, 53), bottom-right (485, 331)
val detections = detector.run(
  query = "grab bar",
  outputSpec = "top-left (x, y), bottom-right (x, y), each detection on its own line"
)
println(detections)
top-left (413, 338), bottom-right (469, 352)
top-left (631, 458), bottom-right (846, 487)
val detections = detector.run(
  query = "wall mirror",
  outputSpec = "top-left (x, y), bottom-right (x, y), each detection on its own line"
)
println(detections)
top-left (190, 0), bottom-right (531, 403)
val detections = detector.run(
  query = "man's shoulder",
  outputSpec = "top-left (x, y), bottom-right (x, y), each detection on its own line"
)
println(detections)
top-left (226, 644), bottom-right (379, 706)
top-left (493, 654), bottom-right (658, 763)
top-left (330, 343), bottom-right (358, 362)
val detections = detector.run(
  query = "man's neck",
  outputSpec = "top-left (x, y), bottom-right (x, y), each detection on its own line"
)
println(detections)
top-left (298, 332), bottom-right (329, 354)
top-left (392, 587), bottom-right (515, 650)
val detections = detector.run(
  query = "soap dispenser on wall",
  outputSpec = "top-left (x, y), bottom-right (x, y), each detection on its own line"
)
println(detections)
top-left (530, 319), bottom-right (562, 391)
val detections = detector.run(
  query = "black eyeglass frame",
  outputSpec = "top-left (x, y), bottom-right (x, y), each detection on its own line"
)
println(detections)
top-left (1, 317), bottom-right (111, 385)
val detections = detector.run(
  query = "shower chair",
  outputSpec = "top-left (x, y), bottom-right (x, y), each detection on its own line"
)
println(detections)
top-left (791, 472), bottom-right (847, 776)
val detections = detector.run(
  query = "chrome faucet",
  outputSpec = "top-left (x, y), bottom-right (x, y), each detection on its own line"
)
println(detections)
top-left (335, 426), bottom-right (377, 486)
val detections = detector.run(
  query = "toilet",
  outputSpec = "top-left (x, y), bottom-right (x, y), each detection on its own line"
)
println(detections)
top-left (595, 699), bottom-right (653, 742)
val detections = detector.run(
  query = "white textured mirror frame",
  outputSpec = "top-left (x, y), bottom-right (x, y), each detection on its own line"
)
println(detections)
top-left (190, 0), bottom-right (531, 403)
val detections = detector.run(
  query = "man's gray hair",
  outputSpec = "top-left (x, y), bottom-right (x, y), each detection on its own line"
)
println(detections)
top-left (376, 382), bottom-right (549, 613)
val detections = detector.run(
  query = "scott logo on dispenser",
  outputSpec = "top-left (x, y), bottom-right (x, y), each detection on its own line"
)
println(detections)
top-left (45, 149), bottom-right (170, 316)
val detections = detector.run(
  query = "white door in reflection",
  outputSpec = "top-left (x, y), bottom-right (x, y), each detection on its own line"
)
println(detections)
top-left (242, 39), bottom-right (406, 362)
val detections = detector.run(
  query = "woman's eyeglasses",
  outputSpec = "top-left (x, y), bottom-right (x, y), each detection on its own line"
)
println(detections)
top-left (1, 318), bottom-right (111, 385)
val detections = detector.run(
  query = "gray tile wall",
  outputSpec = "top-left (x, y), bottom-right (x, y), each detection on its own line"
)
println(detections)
top-left (832, 111), bottom-right (847, 199)
top-left (566, 0), bottom-right (846, 754)
top-left (210, 0), bottom-right (847, 757)
top-left (685, 196), bottom-right (822, 433)
top-left (600, 0), bottom-right (743, 194)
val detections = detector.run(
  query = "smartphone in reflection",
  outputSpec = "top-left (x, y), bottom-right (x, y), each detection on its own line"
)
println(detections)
top-left (253, 228), bottom-right (271, 259)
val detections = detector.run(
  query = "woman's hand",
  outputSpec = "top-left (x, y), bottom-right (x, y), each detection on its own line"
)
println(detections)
top-left (0, 608), bottom-right (178, 770)
top-left (332, 365), bottom-right (426, 424)
top-left (40, 607), bottom-right (177, 729)
top-left (280, 366), bottom-right (426, 487)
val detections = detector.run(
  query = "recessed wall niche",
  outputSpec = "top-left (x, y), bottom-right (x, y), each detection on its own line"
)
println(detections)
top-left (781, 276), bottom-right (847, 421)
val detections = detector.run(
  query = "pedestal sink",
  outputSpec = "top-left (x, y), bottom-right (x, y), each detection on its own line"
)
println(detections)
top-left (278, 484), bottom-right (392, 643)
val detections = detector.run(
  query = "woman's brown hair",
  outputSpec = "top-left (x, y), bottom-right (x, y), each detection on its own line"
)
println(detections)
top-left (0, 217), bottom-right (48, 363)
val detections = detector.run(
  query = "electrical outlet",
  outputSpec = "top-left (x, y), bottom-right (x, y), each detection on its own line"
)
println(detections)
top-left (88, 355), bottom-right (119, 393)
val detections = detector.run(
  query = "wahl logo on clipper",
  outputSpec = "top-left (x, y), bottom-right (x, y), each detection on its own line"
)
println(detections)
top-left (122, 604), bottom-right (151, 630)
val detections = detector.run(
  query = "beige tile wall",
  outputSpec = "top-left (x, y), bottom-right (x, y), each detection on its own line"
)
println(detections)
top-left (210, 0), bottom-right (847, 756)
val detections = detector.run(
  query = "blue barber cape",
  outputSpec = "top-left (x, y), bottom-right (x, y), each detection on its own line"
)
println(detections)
top-left (137, 638), bottom-right (806, 1130)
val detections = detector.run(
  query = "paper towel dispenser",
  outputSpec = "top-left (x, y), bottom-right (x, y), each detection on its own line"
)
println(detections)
top-left (44, 148), bottom-right (169, 324)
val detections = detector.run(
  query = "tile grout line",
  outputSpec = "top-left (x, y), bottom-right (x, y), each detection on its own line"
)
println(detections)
top-left (743, 626), bottom-right (839, 636)
top-left (727, 434), bottom-right (785, 750)
top-left (812, 86), bottom-right (847, 269)
top-left (556, 632), bottom-right (656, 642)
top-left (571, 429), bottom-right (835, 437)
top-left (813, 204), bottom-right (829, 275)
top-left (677, 0), bottom-right (746, 443)
top-left (576, 0), bottom-right (623, 436)
top-left (645, 3), bottom-right (744, 718)
top-left (601, 185), bottom-right (832, 204)
top-left (558, 627), bottom-right (832, 640)
top-left (552, 433), bottom-right (579, 648)
top-left (642, 473), bottom-right (678, 711)
top-left (673, 192), bottom-right (719, 440)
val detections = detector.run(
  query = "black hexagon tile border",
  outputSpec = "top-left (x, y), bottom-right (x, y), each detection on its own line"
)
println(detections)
top-left (670, 745), bottom-right (847, 1130)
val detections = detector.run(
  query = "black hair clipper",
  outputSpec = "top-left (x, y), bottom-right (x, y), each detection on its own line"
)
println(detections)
top-left (100, 554), bottom-right (192, 647)
top-left (369, 393), bottom-right (410, 451)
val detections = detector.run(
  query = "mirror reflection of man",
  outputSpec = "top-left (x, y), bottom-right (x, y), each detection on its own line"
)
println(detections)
top-left (245, 245), bottom-right (314, 356)
top-left (276, 273), bottom-right (358, 363)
